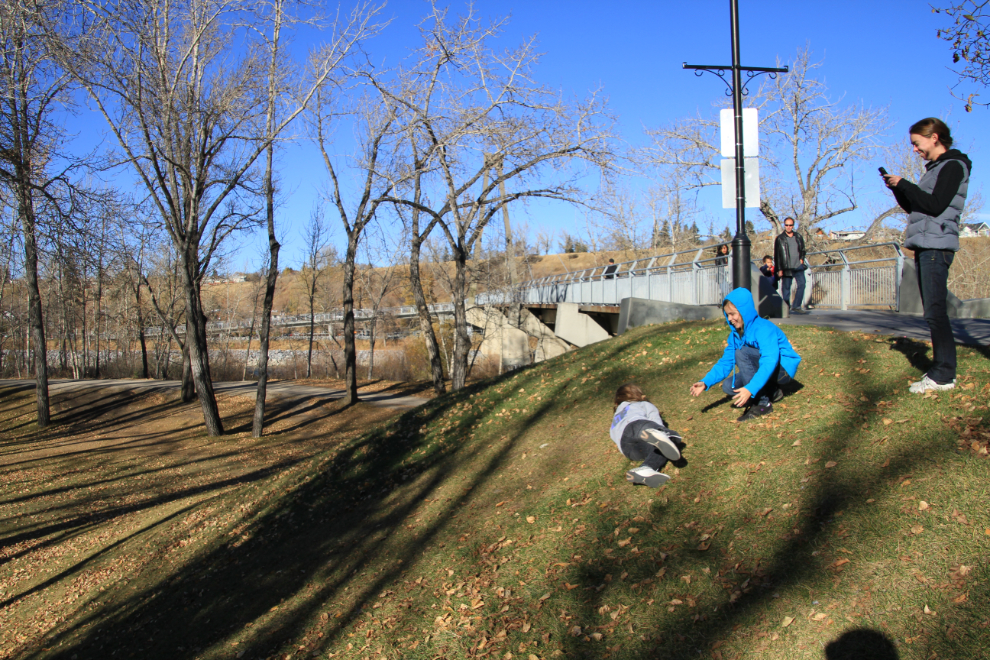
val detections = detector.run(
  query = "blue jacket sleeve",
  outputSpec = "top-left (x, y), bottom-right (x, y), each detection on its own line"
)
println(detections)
top-left (701, 337), bottom-right (737, 389)
top-left (743, 322), bottom-right (782, 395)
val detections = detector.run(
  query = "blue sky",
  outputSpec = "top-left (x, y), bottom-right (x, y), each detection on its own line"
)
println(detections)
top-left (74, 0), bottom-right (989, 270)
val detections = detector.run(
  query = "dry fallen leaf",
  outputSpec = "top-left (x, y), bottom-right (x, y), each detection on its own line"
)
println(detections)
top-left (569, 626), bottom-right (583, 637)
top-left (812, 612), bottom-right (828, 621)
top-left (825, 461), bottom-right (837, 469)
top-left (924, 605), bottom-right (936, 616)
top-left (782, 616), bottom-right (795, 628)
top-left (919, 501), bottom-right (929, 511)
top-left (910, 525), bottom-right (924, 535)
top-left (526, 516), bottom-right (535, 524)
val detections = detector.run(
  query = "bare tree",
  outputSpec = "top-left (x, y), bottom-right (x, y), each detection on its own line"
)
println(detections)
top-left (0, 0), bottom-right (79, 426)
top-left (54, 0), bottom-right (383, 435)
top-left (380, 4), bottom-right (616, 391)
top-left (312, 86), bottom-right (405, 405)
top-left (933, 1), bottom-right (990, 110)
top-left (299, 205), bottom-right (330, 378)
top-left (357, 225), bottom-right (401, 380)
top-left (643, 48), bottom-right (888, 240)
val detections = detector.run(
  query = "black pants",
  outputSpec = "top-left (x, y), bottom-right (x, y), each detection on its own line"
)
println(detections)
top-left (915, 249), bottom-right (957, 384)
top-left (620, 420), bottom-right (682, 471)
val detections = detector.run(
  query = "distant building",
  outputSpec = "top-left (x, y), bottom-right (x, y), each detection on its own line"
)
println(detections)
top-left (829, 230), bottom-right (865, 241)
top-left (960, 222), bottom-right (990, 238)
top-left (230, 274), bottom-right (247, 283)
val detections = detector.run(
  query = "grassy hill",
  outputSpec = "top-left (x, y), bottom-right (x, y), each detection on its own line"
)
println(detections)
top-left (1, 320), bottom-right (988, 659)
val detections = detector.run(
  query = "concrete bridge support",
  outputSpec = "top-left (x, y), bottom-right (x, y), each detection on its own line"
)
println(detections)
top-left (467, 306), bottom-right (573, 369)
top-left (552, 302), bottom-right (611, 347)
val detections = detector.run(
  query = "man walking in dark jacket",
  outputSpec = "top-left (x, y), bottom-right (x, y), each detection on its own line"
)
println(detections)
top-left (774, 217), bottom-right (807, 313)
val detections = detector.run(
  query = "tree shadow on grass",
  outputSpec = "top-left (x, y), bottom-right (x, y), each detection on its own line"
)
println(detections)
top-left (8, 368), bottom-right (550, 658)
top-left (11, 334), bottom-right (660, 659)
top-left (554, 334), bottom-right (980, 660)
top-left (5, 324), bottom-right (984, 660)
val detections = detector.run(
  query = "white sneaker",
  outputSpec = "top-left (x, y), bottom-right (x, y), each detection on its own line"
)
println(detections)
top-left (908, 375), bottom-right (956, 394)
top-left (625, 466), bottom-right (670, 488)
top-left (642, 428), bottom-right (681, 461)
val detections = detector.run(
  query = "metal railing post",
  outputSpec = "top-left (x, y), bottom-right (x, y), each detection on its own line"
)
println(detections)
top-left (840, 251), bottom-right (851, 310)
top-left (667, 253), bottom-right (677, 302)
top-left (691, 249), bottom-right (702, 305)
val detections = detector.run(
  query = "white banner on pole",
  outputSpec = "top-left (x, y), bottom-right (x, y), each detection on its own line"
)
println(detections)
top-left (721, 158), bottom-right (760, 208)
top-left (720, 108), bottom-right (758, 158)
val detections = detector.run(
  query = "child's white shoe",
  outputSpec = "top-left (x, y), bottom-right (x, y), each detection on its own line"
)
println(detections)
top-left (642, 428), bottom-right (681, 461)
top-left (625, 466), bottom-right (670, 488)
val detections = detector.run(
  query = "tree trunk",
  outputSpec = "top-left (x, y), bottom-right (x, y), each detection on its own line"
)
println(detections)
top-left (408, 234), bottom-right (446, 394)
top-left (180, 340), bottom-right (194, 400)
top-left (367, 313), bottom-right (377, 379)
top-left (306, 298), bottom-right (315, 378)
top-left (177, 252), bottom-right (219, 431)
top-left (19, 197), bottom-right (50, 427)
top-left (94, 266), bottom-right (103, 378)
top-left (450, 245), bottom-right (471, 390)
top-left (253, 135), bottom-right (280, 437)
top-left (135, 282), bottom-right (149, 379)
top-left (252, 237), bottom-right (278, 436)
top-left (342, 231), bottom-right (360, 405)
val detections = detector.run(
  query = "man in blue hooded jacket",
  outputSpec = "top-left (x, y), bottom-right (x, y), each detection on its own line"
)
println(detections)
top-left (689, 288), bottom-right (802, 421)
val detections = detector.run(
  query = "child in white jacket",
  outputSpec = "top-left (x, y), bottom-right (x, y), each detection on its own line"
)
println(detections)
top-left (610, 383), bottom-right (687, 488)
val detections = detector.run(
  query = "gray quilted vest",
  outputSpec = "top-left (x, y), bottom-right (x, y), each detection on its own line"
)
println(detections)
top-left (903, 158), bottom-right (969, 252)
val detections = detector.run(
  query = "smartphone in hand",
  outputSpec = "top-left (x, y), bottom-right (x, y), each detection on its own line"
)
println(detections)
top-left (878, 167), bottom-right (888, 176)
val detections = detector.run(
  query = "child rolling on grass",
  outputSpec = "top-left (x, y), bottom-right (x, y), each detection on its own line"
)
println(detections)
top-left (610, 384), bottom-right (687, 488)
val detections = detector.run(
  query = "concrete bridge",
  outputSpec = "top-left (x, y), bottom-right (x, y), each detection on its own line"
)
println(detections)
top-left (151, 243), bottom-right (989, 369)
top-left (475, 241), bottom-right (990, 350)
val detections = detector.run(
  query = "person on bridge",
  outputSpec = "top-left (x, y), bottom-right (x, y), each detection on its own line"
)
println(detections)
top-left (689, 288), bottom-right (802, 422)
top-left (604, 258), bottom-right (618, 280)
top-left (883, 117), bottom-right (971, 394)
top-left (759, 255), bottom-right (779, 290)
top-left (774, 217), bottom-right (807, 313)
top-left (610, 383), bottom-right (687, 488)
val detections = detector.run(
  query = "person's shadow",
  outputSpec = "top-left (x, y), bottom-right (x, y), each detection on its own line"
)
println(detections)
top-left (824, 628), bottom-right (899, 660)
top-left (888, 337), bottom-right (932, 373)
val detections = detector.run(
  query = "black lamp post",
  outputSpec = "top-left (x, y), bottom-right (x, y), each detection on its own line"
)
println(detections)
top-left (683, 0), bottom-right (787, 291)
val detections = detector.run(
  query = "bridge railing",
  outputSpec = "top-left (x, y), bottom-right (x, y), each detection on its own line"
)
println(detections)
top-left (146, 302), bottom-right (457, 336)
top-left (803, 242), bottom-right (904, 310)
top-left (478, 247), bottom-right (734, 307)
top-left (479, 241), bottom-right (907, 312)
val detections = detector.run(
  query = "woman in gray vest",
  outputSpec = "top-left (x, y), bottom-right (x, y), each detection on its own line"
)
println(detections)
top-left (883, 117), bottom-right (972, 394)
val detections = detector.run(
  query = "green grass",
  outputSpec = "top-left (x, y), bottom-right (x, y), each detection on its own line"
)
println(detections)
top-left (1, 321), bottom-right (989, 660)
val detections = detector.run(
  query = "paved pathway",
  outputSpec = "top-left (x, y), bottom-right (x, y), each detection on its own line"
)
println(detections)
top-left (0, 379), bottom-right (430, 409)
top-left (774, 309), bottom-right (990, 347)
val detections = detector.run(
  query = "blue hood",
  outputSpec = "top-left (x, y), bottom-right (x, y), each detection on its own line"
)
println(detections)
top-left (723, 287), bottom-right (758, 335)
